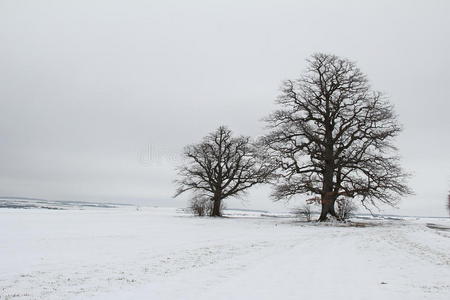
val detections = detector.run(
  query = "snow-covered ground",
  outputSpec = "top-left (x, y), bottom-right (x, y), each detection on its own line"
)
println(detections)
top-left (1, 207), bottom-right (449, 300)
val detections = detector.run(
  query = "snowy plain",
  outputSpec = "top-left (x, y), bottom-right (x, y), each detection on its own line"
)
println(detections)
top-left (1, 206), bottom-right (449, 300)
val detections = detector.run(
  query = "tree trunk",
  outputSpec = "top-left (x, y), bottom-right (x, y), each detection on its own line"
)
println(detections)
top-left (318, 192), bottom-right (337, 221)
top-left (211, 198), bottom-right (221, 216)
top-left (211, 191), bottom-right (222, 217)
top-left (319, 115), bottom-right (336, 222)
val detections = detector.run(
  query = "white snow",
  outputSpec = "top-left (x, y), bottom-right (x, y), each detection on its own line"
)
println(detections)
top-left (1, 207), bottom-right (449, 300)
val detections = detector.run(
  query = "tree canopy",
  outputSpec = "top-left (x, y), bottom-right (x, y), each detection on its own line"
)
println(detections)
top-left (263, 53), bottom-right (411, 220)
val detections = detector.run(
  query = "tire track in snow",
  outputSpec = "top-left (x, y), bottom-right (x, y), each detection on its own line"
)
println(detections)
top-left (382, 226), bottom-right (450, 266)
top-left (0, 241), bottom-right (275, 300)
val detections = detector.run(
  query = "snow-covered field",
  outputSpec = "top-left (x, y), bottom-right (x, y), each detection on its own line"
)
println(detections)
top-left (1, 207), bottom-right (449, 300)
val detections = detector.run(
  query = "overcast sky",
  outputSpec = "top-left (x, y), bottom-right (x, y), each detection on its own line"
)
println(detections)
top-left (1, 0), bottom-right (449, 216)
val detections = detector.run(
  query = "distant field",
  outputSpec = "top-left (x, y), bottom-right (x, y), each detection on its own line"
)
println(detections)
top-left (0, 197), bottom-right (129, 210)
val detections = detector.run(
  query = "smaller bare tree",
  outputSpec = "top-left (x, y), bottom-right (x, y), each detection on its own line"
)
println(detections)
top-left (175, 126), bottom-right (272, 216)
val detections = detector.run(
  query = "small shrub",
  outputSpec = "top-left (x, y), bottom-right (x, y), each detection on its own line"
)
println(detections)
top-left (336, 198), bottom-right (357, 220)
top-left (293, 204), bottom-right (312, 222)
top-left (447, 191), bottom-right (450, 216)
top-left (188, 195), bottom-right (212, 216)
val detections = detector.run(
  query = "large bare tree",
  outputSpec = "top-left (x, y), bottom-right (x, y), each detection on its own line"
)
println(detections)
top-left (174, 126), bottom-right (271, 216)
top-left (263, 53), bottom-right (411, 221)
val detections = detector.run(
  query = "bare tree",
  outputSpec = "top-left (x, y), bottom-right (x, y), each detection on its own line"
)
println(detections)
top-left (263, 53), bottom-right (412, 221)
top-left (175, 126), bottom-right (271, 216)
